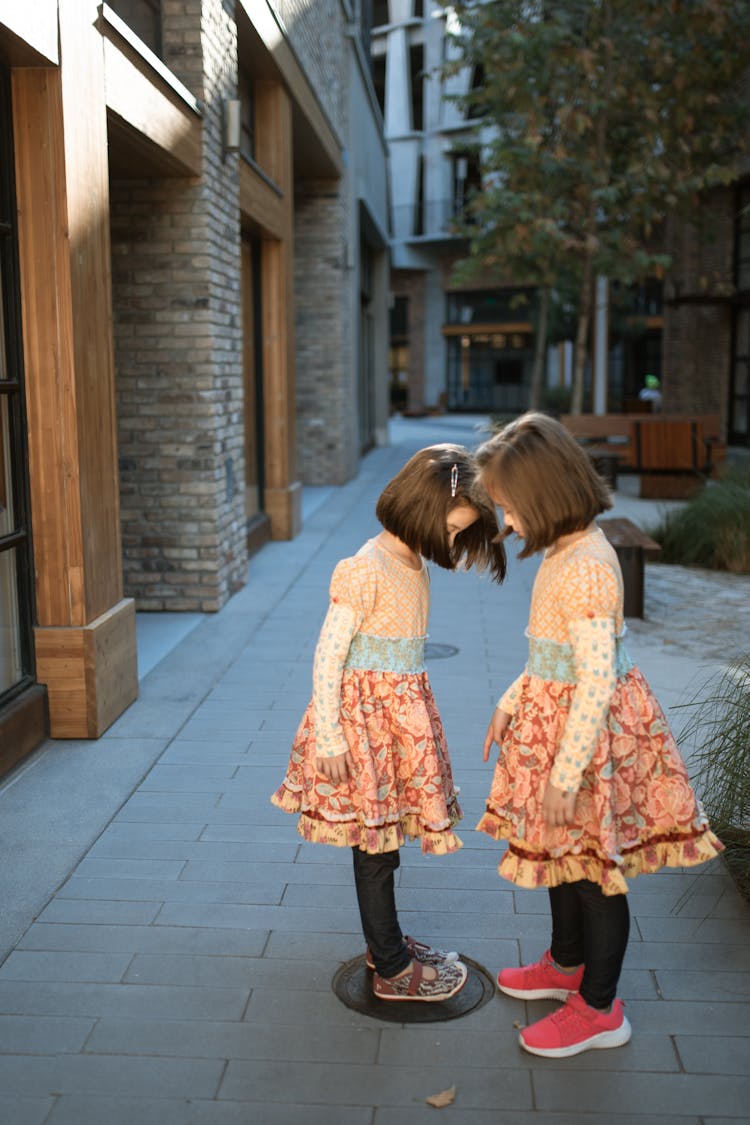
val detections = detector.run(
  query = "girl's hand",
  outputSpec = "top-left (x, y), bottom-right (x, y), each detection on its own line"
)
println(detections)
top-left (483, 708), bottom-right (511, 761)
top-left (542, 781), bottom-right (577, 827)
top-left (316, 750), bottom-right (354, 785)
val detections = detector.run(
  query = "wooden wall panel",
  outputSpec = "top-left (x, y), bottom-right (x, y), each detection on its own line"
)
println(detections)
top-left (103, 36), bottom-right (202, 176)
top-left (12, 6), bottom-right (139, 737)
top-left (239, 164), bottom-right (284, 238)
top-left (12, 68), bottom-right (85, 627)
top-left (58, 0), bottom-right (122, 623)
top-left (256, 84), bottom-right (300, 540)
top-left (35, 599), bottom-right (137, 739)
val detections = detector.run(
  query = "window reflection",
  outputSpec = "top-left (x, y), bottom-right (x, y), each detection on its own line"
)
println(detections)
top-left (0, 547), bottom-right (22, 693)
top-left (107, 0), bottom-right (162, 57)
top-left (0, 396), bottom-right (14, 536)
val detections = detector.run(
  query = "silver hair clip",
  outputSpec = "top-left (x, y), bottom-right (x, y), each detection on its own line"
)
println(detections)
top-left (450, 464), bottom-right (459, 498)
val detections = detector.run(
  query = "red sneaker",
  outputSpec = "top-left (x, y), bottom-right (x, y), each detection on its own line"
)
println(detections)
top-left (520, 993), bottom-right (632, 1058)
top-left (497, 949), bottom-right (584, 1000)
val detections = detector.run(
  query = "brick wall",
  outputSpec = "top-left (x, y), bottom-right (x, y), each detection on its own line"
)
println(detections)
top-left (294, 180), bottom-right (358, 483)
top-left (662, 188), bottom-right (734, 428)
top-left (274, 0), bottom-right (344, 134)
top-left (287, 1), bottom-right (359, 484)
top-left (392, 272), bottom-right (426, 412)
top-left (110, 0), bottom-right (246, 611)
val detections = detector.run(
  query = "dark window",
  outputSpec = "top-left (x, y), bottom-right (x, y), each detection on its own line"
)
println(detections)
top-left (467, 63), bottom-right (485, 119)
top-left (451, 151), bottom-right (482, 221)
top-left (446, 289), bottom-right (531, 325)
top-left (731, 182), bottom-right (750, 442)
top-left (730, 308), bottom-right (749, 441)
top-left (446, 333), bottom-right (531, 412)
top-left (372, 53), bottom-right (386, 116)
top-left (0, 65), bottom-right (35, 699)
top-left (495, 358), bottom-right (523, 384)
top-left (389, 297), bottom-right (409, 412)
top-left (391, 296), bottom-right (409, 339)
top-left (238, 69), bottom-right (255, 162)
top-left (736, 182), bottom-right (750, 293)
top-left (414, 155), bottom-right (425, 236)
top-left (372, 0), bottom-right (389, 26)
top-left (409, 44), bottom-right (424, 131)
top-left (108, 0), bottom-right (162, 57)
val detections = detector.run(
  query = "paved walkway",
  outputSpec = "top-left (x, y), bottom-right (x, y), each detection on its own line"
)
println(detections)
top-left (1, 415), bottom-right (748, 1124)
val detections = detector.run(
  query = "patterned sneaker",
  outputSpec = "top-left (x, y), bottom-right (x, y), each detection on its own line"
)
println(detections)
top-left (373, 958), bottom-right (468, 1002)
top-left (520, 993), bottom-right (632, 1058)
top-left (365, 935), bottom-right (459, 972)
top-left (497, 949), bottom-right (584, 1000)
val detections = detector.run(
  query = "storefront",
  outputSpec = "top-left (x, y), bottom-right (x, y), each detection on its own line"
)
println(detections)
top-left (0, 61), bottom-right (46, 772)
top-left (444, 290), bottom-right (533, 413)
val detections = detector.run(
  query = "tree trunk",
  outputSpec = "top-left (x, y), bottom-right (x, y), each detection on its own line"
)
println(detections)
top-left (528, 286), bottom-right (549, 411)
top-left (571, 253), bottom-right (594, 414)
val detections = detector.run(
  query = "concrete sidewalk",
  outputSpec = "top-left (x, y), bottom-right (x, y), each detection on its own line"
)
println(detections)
top-left (0, 414), bottom-right (748, 1124)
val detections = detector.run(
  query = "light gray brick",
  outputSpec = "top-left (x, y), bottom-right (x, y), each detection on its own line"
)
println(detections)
top-left (18, 923), bottom-right (267, 958)
top-left (0, 1014), bottom-right (94, 1054)
top-left (219, 1059), bottom-right (533, 1110)
top-left (533, 1071), bottom-right (750, 1118)
top-left (0, 980), bottom-right (247, 1022)
top-left (86, 1016), bottom-right (378, 1063)
top-left (0, 1054), bottom-right (224, 1099)
top-left (0, 952), bottom-right (131, 984)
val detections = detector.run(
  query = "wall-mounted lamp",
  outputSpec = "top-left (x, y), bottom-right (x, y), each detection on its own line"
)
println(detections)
top-left (223, 98), bottom-right (241, 158)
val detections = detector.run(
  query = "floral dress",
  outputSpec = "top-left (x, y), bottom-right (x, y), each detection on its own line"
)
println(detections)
top-left (272, 538), bottom-right (462, 855)
top-left (477, 527), bottom-right (723, 895)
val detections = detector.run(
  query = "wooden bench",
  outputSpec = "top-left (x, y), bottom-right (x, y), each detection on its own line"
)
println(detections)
top-left (630, 415), bottom-right (726, 498)
top-left (561, 414), bottom-right (634, 472)
top-left (561, 412), bottom-right (727, 498)
top-left (598, 517), bottom-right (661, 618)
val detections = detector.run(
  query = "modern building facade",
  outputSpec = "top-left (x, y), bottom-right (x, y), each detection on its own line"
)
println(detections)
top-left (371, 2), bottom-right (748, 443)
top-left (371, 0), bottom-right (536, 417)
top-left (662, 181), bottom-right (750, 445)
top-left (0, 0), bottom-right (389, 771)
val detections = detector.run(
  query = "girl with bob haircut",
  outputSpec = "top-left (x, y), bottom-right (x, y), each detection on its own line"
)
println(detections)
top-left (475, 412), bottom-right (722, 1057)
top-left (273, 443), bottom-right (505, 1002)
top-left (481, 410), bottom-right (613, 557)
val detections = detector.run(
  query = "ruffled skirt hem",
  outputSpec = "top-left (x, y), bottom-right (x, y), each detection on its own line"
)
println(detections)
top-left (476, 811), bottom-right (724, 895)
top-left (272, 786), bottom-right (463, 855)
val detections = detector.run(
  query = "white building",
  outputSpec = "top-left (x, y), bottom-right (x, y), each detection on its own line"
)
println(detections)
top-left (371, 0), bottom-right (537, 415)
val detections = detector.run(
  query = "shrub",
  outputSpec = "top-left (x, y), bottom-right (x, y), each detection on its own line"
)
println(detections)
top-left (678, 656), bottom-right (750, 902)
top-left (648, 467), bottom-right (750, 573)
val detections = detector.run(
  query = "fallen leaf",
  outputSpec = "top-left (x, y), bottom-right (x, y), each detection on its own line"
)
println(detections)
top-left (425, 1085), bottom-right (456, 1108)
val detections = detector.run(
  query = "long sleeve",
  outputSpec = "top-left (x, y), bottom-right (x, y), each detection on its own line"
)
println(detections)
top-left (312, 601), bottom-right (361, 758)
top-left (498, 673), bottom-right (524, 715)
top-left (311, 555), bottom-right (376, 758)
top-left (549, 557), bottom-right (619, 793)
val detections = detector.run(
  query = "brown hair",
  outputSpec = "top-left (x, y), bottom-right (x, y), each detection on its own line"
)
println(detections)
top-left (376, 443), bottom-right (506, 582)
top-left (475, 413), bottom-right (612, 558)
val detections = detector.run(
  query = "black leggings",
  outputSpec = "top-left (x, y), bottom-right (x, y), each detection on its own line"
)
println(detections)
top-left (549, 880), bottom-right (630, 1009)
top-left (352, 848), bottom-right (411, 979)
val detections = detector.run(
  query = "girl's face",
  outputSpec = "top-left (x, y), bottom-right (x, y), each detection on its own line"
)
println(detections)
top-left (486, 485), bottom-right (525, 540)
top-left (446, 503), bottom-right (479, 548)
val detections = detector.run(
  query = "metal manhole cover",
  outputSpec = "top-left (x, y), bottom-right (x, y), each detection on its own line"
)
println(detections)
top-left (332, 955), bottom-right (495, 1023)
top-left (424, 643), bottom-right (459, 659)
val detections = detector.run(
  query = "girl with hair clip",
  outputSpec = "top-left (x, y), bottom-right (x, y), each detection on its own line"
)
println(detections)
top-left (273, 444), bottom-right (506, 1001)
top-left (475, 413), bottom-right (723, 1055)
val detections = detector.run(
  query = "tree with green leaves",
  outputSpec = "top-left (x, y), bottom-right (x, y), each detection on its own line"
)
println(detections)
top-left (445, 0), bottom-right (750, 412)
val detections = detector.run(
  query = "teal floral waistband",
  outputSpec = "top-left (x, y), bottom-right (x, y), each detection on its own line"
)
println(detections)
top-left (527, 635), bottom-right (633, 683)
top-left (345, 633), bottom-right (426, 674)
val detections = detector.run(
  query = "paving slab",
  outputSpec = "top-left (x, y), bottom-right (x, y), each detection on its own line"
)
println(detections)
top-left (0, 414), bottom-right (748, 1122)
